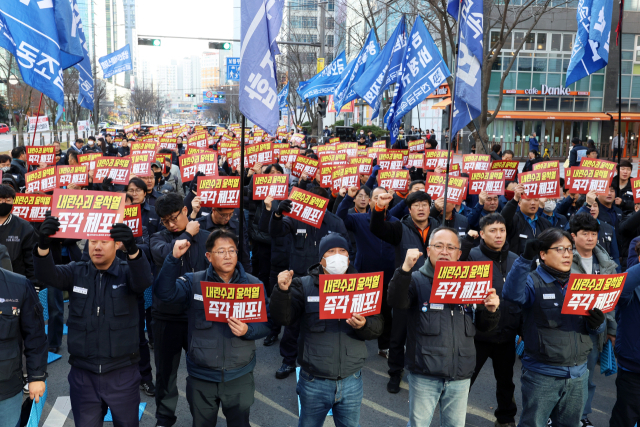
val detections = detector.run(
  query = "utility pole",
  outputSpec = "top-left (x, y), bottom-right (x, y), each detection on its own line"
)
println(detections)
top-left (92, 6), bottom-right (98, 132)
top-left (317, 1), bottom-right (326, 137)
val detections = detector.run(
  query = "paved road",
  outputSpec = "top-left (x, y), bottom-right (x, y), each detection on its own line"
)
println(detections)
top-left (34, 305), bottom-right (617, 427)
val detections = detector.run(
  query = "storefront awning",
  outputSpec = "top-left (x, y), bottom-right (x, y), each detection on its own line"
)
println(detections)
top-left (431, 97), bottom-right (452, 110)
top-left (605, 112), bottom-right (640, 121)
top-left (488, 111), bottom-right (610, 121)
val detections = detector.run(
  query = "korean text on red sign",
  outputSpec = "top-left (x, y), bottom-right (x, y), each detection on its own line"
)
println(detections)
top-left (430, 261), bottom-right (494, 304)
top-left (279, 148), bottom-right (299, 164)
top-left (409, 139), bottom-right (425, 153)
top-left (130, 153), bottom-right (153, 177)
top-left (291, 155), bottom-right (319, 179)
top-left (462, 154), bottom-right (491, 172)
top-left (200, 281), bottom-right (267, 323)
top-left (332, 166), bottom-right (359, 192)
top-left (318, 165), bottom-right (337, 189)
top-left (319, 272), bottom-right (384, 319)
top-left (378, 151), bottom-right (405, 170)
top-left (568, 167), bottom-right (612, 195)
top-left (632, 178), bottom-right (640, 203)
top-left (197, 176), bottom-right (240, 208)
top-left (26, 146), bottom-right (56, 166)
top-left (51, 190), bottom-right (125, 240)
top-left (252, 174), bottom-right (289, 200)
top-left (93, 157), bottom-right (132, 185)
top-left (77, 153), bottom-right (103, 171)
top-left (245, 142), bottom-right (274, 167)
top-left (12, 194), bottom-right (51, 222)
top-left (579, 158), bottom-right (617, 178)
top-left (56, 165), bottom-right (88, 187)
top-left (123, 204), bottom-right (142, 238)
top-left (532, 160), bottom-right (560, 171)
top-left (519, 169), bottom-right (561, 199)
top-left (25, 166), bottom-right (57, 193)
top-left (425, 173), bottom-right (468, 205)
top-left (423, 150), bottom-right (452, 170)
top-left (469, 171), bottom-right (505, 195)
top-left (561, 273), bottom-right (627, 315)
top-left (349, 157), bottom-right (373, 174)
top-left (377, 170), bottom-right (410, 192)
top-left (283, 187), bottom-right (328, 229)
top-left (179, 152), bottom-right (218, 182)
top-left (490, 160), bottom-right (519, 181)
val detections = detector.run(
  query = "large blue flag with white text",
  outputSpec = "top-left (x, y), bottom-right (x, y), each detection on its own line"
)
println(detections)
top-left (72, 0), bottom-right (93, 111)
top-left (240, 0), bottom-right (284, 135)
top-left (448, 0), bottom-right (483, 140)
top-left (99, 44), bottom-right (132, 79)
top-left (385, 17), bottom-right (451, 144)
top-left (353, 17), bottom-right (407, 120)
top-left (333, 29), bottom-right (380, 114)
top-left (278, 83), bottom-right (289, 110)
top-left (297, 51), bottom-right (348, 101)
top-left (565, 0), bottom-right (611, 87)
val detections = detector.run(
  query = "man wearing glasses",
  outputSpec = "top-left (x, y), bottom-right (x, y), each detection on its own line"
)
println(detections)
top-left (155, 228), bottom-right (271, 426)
top-left (387, 226), bottom-right (500, 427)
top-left (503, 228), bottom-right (606, 427)
top-left (150, 193), bottom-right (210, 427)
top-left (126, 178), bottom-right (162, 235)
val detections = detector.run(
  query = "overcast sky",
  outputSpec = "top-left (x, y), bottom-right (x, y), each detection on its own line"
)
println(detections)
top-left (135, 0), bottom-right (235, 67)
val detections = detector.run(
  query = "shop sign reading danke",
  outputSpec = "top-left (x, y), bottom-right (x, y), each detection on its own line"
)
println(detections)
top-left (503, 85), bottom-right (589, 96)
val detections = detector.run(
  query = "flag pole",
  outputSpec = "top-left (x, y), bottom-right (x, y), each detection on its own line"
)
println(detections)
top-left (442, 3), bottom-right (463, 220)
top-left (31, 93), bottom-right (43, 146)
top-left (617, 0), bottom-right (623, 165)
top-left (239, 114), bottom-right (246, 262)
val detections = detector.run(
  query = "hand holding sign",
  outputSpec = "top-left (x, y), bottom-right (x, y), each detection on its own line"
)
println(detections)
top-left (228, 317), bottom-right (249, 337)
top-left (346, 314), bottom-right (366, 330)
top-left (585, 308), bottom-right (605, 329)
top-left (484, 288), bottom-right (500, 312)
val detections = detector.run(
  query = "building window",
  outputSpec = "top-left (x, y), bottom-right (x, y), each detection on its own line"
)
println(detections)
top-left (327, 35), bottom-right (334, 47)
top-left (326, 17), bottom-right (335, 29)
top-left (291, 16), bottom-right (317, 29)
top-left (328, 0), bottom-right (335, 11)
top-left (516, 97), bottom-right (530, 110)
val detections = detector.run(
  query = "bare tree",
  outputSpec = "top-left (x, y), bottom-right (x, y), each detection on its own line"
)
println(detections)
top-left (0, 53), bottom-right (40, 145)
top-left (129, 85), bottom-right (156, 123)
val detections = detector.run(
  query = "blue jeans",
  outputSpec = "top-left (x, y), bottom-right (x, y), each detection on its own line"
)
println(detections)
top-left (47, 286), bottom-right (64, 348)
top-left (519, 368), bottom-right (588, 427)
top-left (0, 391), bottom-right (22, 427)
top-left (582, 335), bottom-right (599, 419)
top-left (296, 369), bottom-right (363, 427)
top-left (407, 372), bottom-right (470, 427)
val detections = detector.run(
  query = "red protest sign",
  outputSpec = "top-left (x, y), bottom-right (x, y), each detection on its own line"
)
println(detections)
top-left (159, 137), bottom-right (178, 150)
top-left (289, 133), bottom-right (306, 146)
top-left (491, 160), bottom-right (519, 181)
top-left (567, 167), bottom-right (612, 195)
top-left (56, 165), bottom-right (88, 188)
top-left (377, 170), bottom-right (410, 192)
top-left (331, 166), bottom-right (359, 193)
top-left (565, 167), bottom-right (572, 188)
top-left (378, 150), bottom-right (404, 170)
top-left (25, 166), bottom-right (57, 193)
top-left (423, 150), bottom-right (452, 170)
top-left (367, 147), bottom-right (386, 160)
top-left (329, 137), bottom-right (340, 144)
top-left (349, 157), bottom-right (373, 175)
top-left (123, 204), bottom-right (142, 237)
top-left (462, 154), bottom-right (491, 173)
top-left (252, 174), bottom-right (289, 200)
top-left (407, 153), bottom-right (424, 169)
top-left (93, 157), bottom-right (132, 185)
top-left (469, 171), bottom-right (505, 195)
top-left (430, 261), bottom-right (493, 304)
top-left (272, 143), bottom-right (289, 157)
top-left (129, 153), bottom-right (153, 177)
top-left (197, 176), bottom-right (241, 208)
top-left (519, 169), bottom-right (561, 199)
top-left (200, 281), bottom-right (267, 323)
top-left (227, 150), bottom-right (241, 171)
top-left (425, 173), bottom-right (468, 205)
top-left (279, 148), bottom-right (299, 164)
top-left (291, 155), bottom-right (319, 179)
top-left (77, 153), bottom-right (103, 171)
top-left (318, 165), bottom-right (338, 188)
top-left (179, 152), bottom-right (218, 182)
top-left (187, 132), bottom-right (209, 148)
top-left (533, 160), bottom-right (560, 171)
top-left (319, 153), bottom-right (348, 167)
top-left (283, 187), bottom-right (328, 229)
top-left (632, 178), bottom-right (640, 203)
top-left (561, 273), bottom-right (627, 315)
top-left (336, 142), bottom-right (358, 157)
top-left (372, 140), bottom-right (386, 148)
top-left (579, 158), bottom-right (617, 178)
top-left (51, 190), bottom-right (125, 240)
top-left (12, 194), bottom-right (52, 222)
top-left (319, 272), bottom-right (384, 319)
top-left (409, 139), bottom-right (425, 153)
top-left (130, 141), bottom-right (158, 153)
top-left (124, 122), bottom-right (140, 134)
top-left (245, 142), bottom-right (274, 167)
top-left (26, 146), bottom-right (56, 166)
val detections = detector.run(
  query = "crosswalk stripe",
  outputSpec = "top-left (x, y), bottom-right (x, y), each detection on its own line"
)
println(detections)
top-left (42, 396), bottom-right (72, 427)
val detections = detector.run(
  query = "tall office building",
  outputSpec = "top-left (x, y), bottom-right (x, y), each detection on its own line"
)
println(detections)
top-left (123, 0), bottom-right (137, 89)
top-left (201, 52), bottom-right (220, 90)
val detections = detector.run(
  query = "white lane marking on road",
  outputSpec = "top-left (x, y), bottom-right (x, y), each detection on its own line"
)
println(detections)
top-left (362, 398), bottom-right (409, 422)
top-left (42, 396), bottom-right (72, 427)
top-left (466, 405), bottom-right (496, 422)
top-left (255, 391), bottom-right (298, 419)
top-left (363, 366), bottom-right (409, 390)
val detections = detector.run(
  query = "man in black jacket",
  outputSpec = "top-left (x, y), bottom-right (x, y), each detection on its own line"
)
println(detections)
top-left (502, 183), bottom-right (553, 256)
top-left (271, 234), bottom-right (384, 427)
top-left (0, 184), bottom-right (36, 282)
top-left (9, 146), bottom-right (27, 190)
top-left (388, 226), bottom-right (500, 427)
top-left (150, 193), bottom-right (210, 427)
top-left (0, 268), bottom-right (47, 426)
top-left (34, 217), bottom-right (152, 426)
top-left (467, 213), bottom-right (520, 426)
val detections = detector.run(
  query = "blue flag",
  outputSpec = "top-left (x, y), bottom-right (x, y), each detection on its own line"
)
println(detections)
top-left (565, 0), bottom-right (611, 87)
top-left (353, 17), bottom-right (407, 120)
top-left (53, 0), bottom-right (84, 69)
top-left (99, 44), bottom-right (132, 79)
top-left (385, 17), bottom-right (451, 144)
top-left (278, 83), bottom-right (288, 110)
top-left (297, 51), bottom-right (348, 101)
top-left (449, 0), bottom-right (483, 140)
top-left (333, 29), bottom-right (380, 114)
top-left (240, 0), bottom-right (284, 135)
top-left (72, 0), bottom-right (93, 111)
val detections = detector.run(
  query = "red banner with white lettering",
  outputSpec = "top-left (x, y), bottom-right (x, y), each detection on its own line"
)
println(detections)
top-left (56, 165), bottom-right (88, 188)
top-left (279, 148), bottom-right (299, 164)
top-left (519, 169), bottom-right (561, 199)
top-left (423, 150), bottom-right (453, 170)
top-left (409, 139), bottom-right (425, 153)
top-left (377, 170), bottom-right (410, 192)
top-left (12, 194), bottom-right (51, 222)
top-left (93, 157), bottom-right (132, 185)
top-left (332, 166), bottom-right (359, 192)
top-left (123, 204), bottom-right (142, 237)
top-left (319, 272), bottom-right (384, 319)
top-left (283, 187), bottom-right (328, 229)
top-left (51, 190), bottom-right (125, 240)
top-left (318, 165), bottom-right (337, 188)
top-left (291, 156), bottom-right (319, 179)
top-left (491, 160), bottom-right (519, 181)
top-left (407, 153), bottom-right (424, 169)
top-left (129, 153), bottom-right (153, 177)
top-left (25, 166), bottom-right (57, 193)
top-left (532, 160), bottom-right (560, 171)
top-left (462, 154), bottom-right (491, 173)
top-left (159, 137), bottom-right (178, 150)
top-left (378, 150), bottom-right (405, 170)
top-left (179, 152), bottom-right (218, 182)
top-left (26, 146), bottom-right (56, 166)
top-left (200, 281), bottom-right (268, 323)
top-left (425, 173), bottom-right (468, 205)
top-left (252, 174), bottom-right (289, 200)
top-left (567, 167), bottom-right (613, 195)
top-left (197, 176), bottom-right (241, 208)
top-left (349, 157), bottom-right (373, 175)
top-left (579, 158), bottom-right (617, 178)
top-left (319, 153), bottom-right (348, 167)
top-left (245, 142), bottom-right (274, 167)
top-left (430, 261), bottom-right (493, 304)
top-left (561, 273), bottom-right (627, 315)
top-left (77, 153), bottom-right (103, 171)
top-left (469, 171), bottom-right (505, 195)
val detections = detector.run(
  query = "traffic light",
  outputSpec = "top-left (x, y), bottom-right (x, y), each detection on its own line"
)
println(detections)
top-left (185, 94), bottom-right (196, 98)
top-left (209, 41), bottom-right (232, 50)
top-left (138, 38), bottom-right (161, 46)
top-left (317, 96), bottom-right (327, 118)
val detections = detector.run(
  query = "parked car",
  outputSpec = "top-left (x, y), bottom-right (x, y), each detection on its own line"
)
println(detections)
top-left (0, 124), bottom-right (9, 134)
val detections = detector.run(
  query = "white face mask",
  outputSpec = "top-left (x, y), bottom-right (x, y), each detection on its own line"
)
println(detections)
top-left (544, 200), bottom-right (557, 213)
top-left (323, 254), bottom-right (349, 275)
top-left (88, 141), bottom-right (94, 146)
